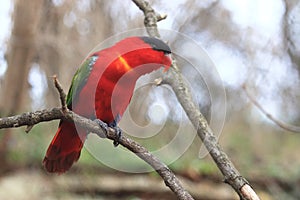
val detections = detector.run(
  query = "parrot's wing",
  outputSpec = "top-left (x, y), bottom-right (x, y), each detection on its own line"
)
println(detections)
top-left (66, 55), bottom-right (98, 107)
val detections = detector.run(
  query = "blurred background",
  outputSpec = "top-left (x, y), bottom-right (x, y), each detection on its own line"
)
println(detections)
top-left (0, 0), bottom-right (300, 199)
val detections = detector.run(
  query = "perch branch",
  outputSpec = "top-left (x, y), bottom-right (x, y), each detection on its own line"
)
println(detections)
top-left (163, 61), bottom-right (258, 200)
top-left (243, 84), bottom-right (300, 133)
top-left (0, 78), bottom-right (194, 200)
top-left (132, 0), bottom-right (260, 199)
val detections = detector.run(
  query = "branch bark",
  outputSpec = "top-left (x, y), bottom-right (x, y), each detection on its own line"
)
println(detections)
top-left (163, 61), bottom-right (255, 200)
top-left (132, 0), bottom-right (261, 199)
top-left (0, 77), bottom-right (194, 200)
top-left (132, 0), bottom-right (166, 38)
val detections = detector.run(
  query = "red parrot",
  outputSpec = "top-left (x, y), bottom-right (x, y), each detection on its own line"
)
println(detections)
top-left (43, 36), bottom-right (172, 173)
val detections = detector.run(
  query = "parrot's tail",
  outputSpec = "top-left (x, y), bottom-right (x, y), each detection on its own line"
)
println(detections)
top-left (43, 120), bottom-right (86, 173)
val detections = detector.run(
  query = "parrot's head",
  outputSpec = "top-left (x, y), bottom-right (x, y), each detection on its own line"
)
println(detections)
top-left (107, 36), bottom-right (172, 75)
top-left (139, 36), bottom-right (172, 71)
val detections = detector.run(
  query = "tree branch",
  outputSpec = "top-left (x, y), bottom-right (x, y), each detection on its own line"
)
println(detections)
top-left (243, 84), bottom-right (300, 133)
top-left (132, 0), bottom-right (261, 199)
top-left (132, 0), bottom-right (166, 38)
top-left (53, 75), bottom-right (68, 113)
top-left (0, 78), bottom-right (194, 200)
top-left (163, 61), bottom-right (256, 200)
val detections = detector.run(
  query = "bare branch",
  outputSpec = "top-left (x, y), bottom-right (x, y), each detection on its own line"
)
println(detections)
top-left (0, 76), bottom-right (194, 200)
top-left (241, 185), bottom-right (260, 200)
top-left (163, 60), bottom-right (260, 200)
top-left (156, 13), bottom-right (167, 22)
top-left (132, 0), bottom-right (166, 38)
top-left (243, 84), bottom-right (300, 133)
top-left (25, 125), bottom-right (34, 133)
top-left (131, 0), bottom-right (261, 199)
top-left (53, 75), bottom-right (68, 113)
top-left (0, 107), bottom-right (193, 199)
top-left (0, 108), bottom-right (63, 129)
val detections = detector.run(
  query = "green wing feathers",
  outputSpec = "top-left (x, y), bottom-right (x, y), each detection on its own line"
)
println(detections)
top-left (66, 55), bottom-right (98, 107)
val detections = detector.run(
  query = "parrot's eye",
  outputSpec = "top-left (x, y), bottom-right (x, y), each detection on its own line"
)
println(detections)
top-left (140, 36), bottom-right (171, 54)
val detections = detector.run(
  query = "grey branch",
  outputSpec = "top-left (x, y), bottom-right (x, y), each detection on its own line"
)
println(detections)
top-left (243, 84), bottom-right (300, 133)
top-left (131, 0), bottom-right (261, 199)
top-left (0, 77), bottom-right (194, 200)
top-left (53, 75), bottom-right (68, 113)
top-left (163, 60), bottom-right (257, 200)
top-left (132, 0), bottom-right (164, 38)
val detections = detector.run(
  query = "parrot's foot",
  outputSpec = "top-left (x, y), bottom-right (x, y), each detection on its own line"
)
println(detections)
top-left (111, 126), bottom-right (122, 147)
top-left (109, 114), bottom-right (122, 147)
top-left (94, 119), bottom-right (122, 146)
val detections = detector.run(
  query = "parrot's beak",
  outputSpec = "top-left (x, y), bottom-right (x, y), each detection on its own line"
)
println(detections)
top-left (163, 54), bottom-right (172, 72)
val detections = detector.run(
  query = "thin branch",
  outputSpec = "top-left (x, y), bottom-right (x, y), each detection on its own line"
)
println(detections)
top-left (0, 108), bottom-right (63, 129)
top-left (132, 0), bottom-right (166, 38)
top-left (0, 79), bottom-right (194, 200)
top-left (22, 76), bottom-right (68, 134)
top-left (132, 0), bottom-right (261, 199)
top-left (25, 125), bottom-right (34, 133)
top-left (243, 84), bottom-right (300, 133)
top-left (163, 60), bottom-right (260, 200)
top-left (53, 75), bottom-right (68, 113)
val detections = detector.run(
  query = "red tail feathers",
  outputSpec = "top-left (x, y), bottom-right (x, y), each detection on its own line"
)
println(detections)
top-left (43, 121), bottom-right (86, 173)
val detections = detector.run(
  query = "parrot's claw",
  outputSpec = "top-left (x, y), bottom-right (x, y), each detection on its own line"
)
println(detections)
top-left (109, 124), bottom-right (122, 147)
top-left (109, 115), bottom-right (122, 147)
top-left (94, 119), bottom-right (122, 146)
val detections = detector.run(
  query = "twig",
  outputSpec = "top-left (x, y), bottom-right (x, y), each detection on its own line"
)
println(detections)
top-left (53, 75), bottom-right (68, 113)
top-left (243, 84), bottom-right (300, 133)
top-left (20, 75), bottom-right (67, 134)
top-left (25, 125), bottom-right (34, 133)
top-left (132, 0), bottom-right (261, 199)
top-left (132, 0), bottom-right (166, 38)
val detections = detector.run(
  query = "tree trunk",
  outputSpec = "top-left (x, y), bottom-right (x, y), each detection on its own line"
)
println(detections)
top-left (0, 0), bottom-right (42, 168)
